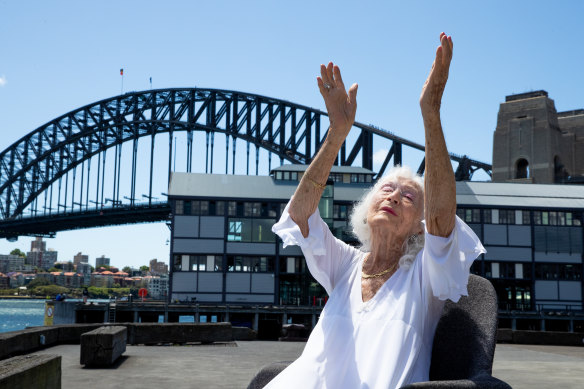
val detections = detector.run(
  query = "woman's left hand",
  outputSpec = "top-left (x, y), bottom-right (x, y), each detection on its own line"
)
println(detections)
top-left (420, 33), bottom-right (453, 116)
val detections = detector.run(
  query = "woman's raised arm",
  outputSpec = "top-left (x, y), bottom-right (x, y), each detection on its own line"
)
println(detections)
top-left (288, 62), bottom-right (358, 238)
top-left (420, 33), bottom-right (456, 237)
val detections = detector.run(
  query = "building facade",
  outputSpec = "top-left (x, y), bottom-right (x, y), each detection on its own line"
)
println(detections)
top-left (95, 255), bottom-right (110, 268)
top-left (493, 91), bottom-right (584, 184)
top-left (149, 259), bottom-right (169, 275)
top-left (168, 166), bottom-right (373, 304)
top-left (168, 167), bottom-right (584, 314)
top-left (73, 252), bottom-right (89, 267)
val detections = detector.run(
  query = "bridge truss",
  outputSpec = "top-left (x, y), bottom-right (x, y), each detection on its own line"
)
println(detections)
top-left (0, 88), bottom-right (491, 239)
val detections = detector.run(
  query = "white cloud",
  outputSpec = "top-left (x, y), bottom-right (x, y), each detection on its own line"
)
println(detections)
top-left (0, 75), bottom-right (6, 86)
top-left (373, 149), bottom-right (389, 165)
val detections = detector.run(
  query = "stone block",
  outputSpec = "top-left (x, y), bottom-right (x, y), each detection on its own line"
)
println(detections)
top-left (0, 327), bottom-right (60, 361)
top-left (0, 354), bottom-right (61, 389)
top-left (128, 323), bottom-right (232, 345)
top-left (232, 326), bottom-right (257, 341)
top-left (80, 326), bottom-right (127, 366)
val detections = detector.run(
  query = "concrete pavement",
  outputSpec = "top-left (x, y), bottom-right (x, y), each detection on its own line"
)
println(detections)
top-left (35, 341), bottom-right (584, 389)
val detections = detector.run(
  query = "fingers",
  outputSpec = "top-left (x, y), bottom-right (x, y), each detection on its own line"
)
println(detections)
top-left (333, 65), bottom-right (345, 90)
top-left (320, 64), bottom-right (331, 87)
top-left (348, 83), bottom-right (358, 105)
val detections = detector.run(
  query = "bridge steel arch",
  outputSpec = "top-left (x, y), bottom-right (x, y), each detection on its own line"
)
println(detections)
top-left (0, 88), bottom-right (491, 239)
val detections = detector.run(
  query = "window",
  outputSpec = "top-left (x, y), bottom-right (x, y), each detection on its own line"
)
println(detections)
top-left (280, 256), bottom-right (305, 274)
top-left (334, 204), bottom-right (349, 219)
top-left (456, 208), bottom-right (481, 223)
top-left (227, 256), bottom-right (274, 272)
top-left (215, 201), bottom-right (225, 216)
top-left (483, 209), bottom-right (492, 224)
top-left (291, 172), bottom-right (298, 181)
top-left (227, 201), bottom-right (237, 216)
top-left (498, 209), bottom-right (515, 224)
top-left (243, 202), bottom-right (261, 217)
top-left (276, 171), bottom-right (282, 180)
top-left (175, 200), bottom-right (184, 215)
top-left (227, 218), bottom-right (276, 242)
top-left (536, 263), bottom-right (559, 280)
top-left (200, 201), bottom-right (209, 215)
top-left (522, 210), bottom-right (531, 225)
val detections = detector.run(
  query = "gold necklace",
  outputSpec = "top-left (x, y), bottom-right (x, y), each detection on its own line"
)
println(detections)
top-left (361, 254), bottom-right (399, 279)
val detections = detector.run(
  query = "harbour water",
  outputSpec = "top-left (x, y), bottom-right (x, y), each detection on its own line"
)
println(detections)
top-left (0, 299), bottom-right (46, 333)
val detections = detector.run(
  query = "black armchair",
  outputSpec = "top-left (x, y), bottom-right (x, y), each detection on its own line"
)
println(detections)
top-left (248, 275), bottom-right (511, 389)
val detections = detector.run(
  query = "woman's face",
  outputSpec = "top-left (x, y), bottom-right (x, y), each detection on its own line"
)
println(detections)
top-left (367, 177), bottom-right (424, 240)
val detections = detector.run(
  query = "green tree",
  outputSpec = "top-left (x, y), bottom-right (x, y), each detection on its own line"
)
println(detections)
top-left (140, 265), bottom-right (149, 272)
top-left (10, 248), bottom-right (26, 258)
top-left (34, 285), bottom-right (69, 297)
top-left (48, 267), bottom-right (60, 273)
top-left (27, 277), bottom-right (50, 288)
top-left (122, 266), bottom-right (132, 274)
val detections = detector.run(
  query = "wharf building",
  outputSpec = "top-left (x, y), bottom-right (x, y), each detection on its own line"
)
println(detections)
top-left (167, 165), bottom-right (584, 327)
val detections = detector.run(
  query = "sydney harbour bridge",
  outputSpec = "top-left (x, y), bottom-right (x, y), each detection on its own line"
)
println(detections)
top-left (0, 88), bottom-right (492, 240)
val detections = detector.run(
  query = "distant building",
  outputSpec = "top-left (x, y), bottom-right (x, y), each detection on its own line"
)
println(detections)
top-left (149, 259), bottom-right (168, 275)
top-left (26, 250), bottom-right (58, 270)
top-left (493, 91), bottom-right (584, 184)
top-left (25, 237), bottom-right (58, 270)
top-left (76, 262), bottom-right (92, 286)
top-left (143, 275), bottom-right (169, 299)
top-left (54, 261), bottom-right (75, 272)
top-left (95, 255), bottom-right (110, 268)
top-left (0, 273), bottom-right (9, 289)
top-left (73, 252), bottom-right (89, 267)
top-left (91, 271), bottom-right (114, 288)
top-left (9, 272), bottom-right (24, 288)
top-left (0, 254), bottom-right (29, 273)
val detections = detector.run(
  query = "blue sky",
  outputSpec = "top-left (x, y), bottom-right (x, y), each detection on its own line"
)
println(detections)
top-left (1, 0), bottom-right (583, 269)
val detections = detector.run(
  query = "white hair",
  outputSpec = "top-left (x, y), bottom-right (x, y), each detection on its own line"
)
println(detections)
top-left (349, 166), bottom-right (425, 270)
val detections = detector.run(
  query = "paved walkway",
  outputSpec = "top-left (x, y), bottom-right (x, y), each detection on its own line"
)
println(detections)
top-left (36, 342), bottom-right (584, 388)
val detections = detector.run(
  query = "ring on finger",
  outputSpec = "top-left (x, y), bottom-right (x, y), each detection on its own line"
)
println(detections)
top-left (323, 82), bottom-right (332, 89)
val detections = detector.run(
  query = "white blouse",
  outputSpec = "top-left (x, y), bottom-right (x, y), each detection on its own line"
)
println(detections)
top-left (265, 203), bottom-right (485, 389)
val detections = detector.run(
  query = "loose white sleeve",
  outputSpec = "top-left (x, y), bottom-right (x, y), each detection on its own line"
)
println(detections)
top-left (272, 202), bottom-right (360, 295)
top-left (422, 215), bottom-right (486, 302)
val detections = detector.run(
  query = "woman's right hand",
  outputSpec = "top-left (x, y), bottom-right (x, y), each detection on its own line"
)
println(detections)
top-left (317, 62), bottom-right (358, 143)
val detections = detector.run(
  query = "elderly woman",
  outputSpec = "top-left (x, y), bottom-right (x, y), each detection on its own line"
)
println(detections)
top-left (265, 33), bottom-right (485, 388)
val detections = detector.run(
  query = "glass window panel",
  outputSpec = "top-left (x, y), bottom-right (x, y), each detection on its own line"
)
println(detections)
top-left (533, 211), bottom-right (541, 225)
top-left (542, 212), bottom-right (549, 225)
top-left (549, 211), bottom-right (557, 225)
top-left (291, 172), bottom-right (298, 181)
top-left (189, 255), bottom-right (198, 271)
top-left (492, 209), bottom-right (499, 224)
top-left (523, 210), bottom-right (531, 225)
top-left (173, 255), bottom-right (182, 271)
top-left (244, 202), bottom-right (252, 217)
top-left (252, 202), bottom-right (261, 217)
top-left (515, 210), bottom-right (523, 225)
top-left (566, 212), bottom-right (573, 226)
top-left (191, 200), bottom-right (200, 215)
top-left (472, 209), bottom-right (481, 223)
top-left (181, 255), bottom-right (190, 271)
top-left (216, 201), bottom-right (225, 216)
top-left (184, 200), bottom-right (192, 215)
top-left (283, 171), bottom-right (290, 180)
top-left (175, 200), bottom-right (184, 215)
top-left (252, 219), bottom-right (276, 242)
top-left (456, 209), bottom-right (465, 219)
top-left (200, 201), bottom-right (209, 215)
top-left (276, 171), bottom-right (282, 180)
top-left (483, 209), bottom-right (492, 224)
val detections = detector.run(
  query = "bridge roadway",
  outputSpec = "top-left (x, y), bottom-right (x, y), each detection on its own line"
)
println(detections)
top-left (35, 341), bottom-right (584, 389)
